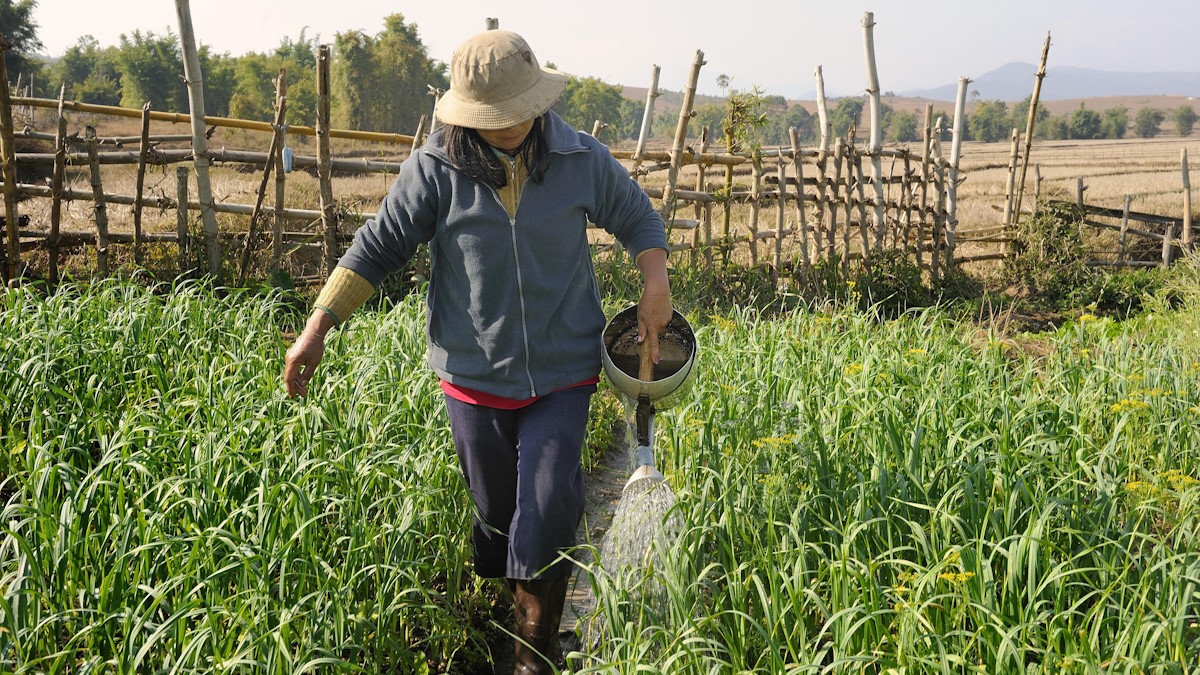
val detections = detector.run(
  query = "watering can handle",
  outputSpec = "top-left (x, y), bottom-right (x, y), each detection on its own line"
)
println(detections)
top-left (639, 335), bottom-right (655, 382)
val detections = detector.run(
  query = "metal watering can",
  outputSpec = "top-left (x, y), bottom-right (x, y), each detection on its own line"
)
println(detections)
top-left (600, 305), bottom-right (697, 493)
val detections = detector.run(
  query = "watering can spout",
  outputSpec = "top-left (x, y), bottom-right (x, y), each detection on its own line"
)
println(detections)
top-left (624, 445), bottom-right (665, 491)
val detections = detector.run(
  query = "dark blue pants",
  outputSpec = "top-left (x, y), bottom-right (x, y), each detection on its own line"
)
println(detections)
top-left (444, 385), bottom-right (595, 580)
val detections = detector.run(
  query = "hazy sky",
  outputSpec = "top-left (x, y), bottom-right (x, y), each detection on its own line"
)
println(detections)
top-left (31, 0), bottom-right (1200, 98)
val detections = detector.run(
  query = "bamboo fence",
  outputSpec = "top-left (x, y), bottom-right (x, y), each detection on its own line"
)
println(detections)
top-left (1, 17), bottom-right (1194, 289)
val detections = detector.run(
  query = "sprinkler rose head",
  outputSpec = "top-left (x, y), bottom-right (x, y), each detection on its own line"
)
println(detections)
top-left (624, 454), bottom-right (665, 493)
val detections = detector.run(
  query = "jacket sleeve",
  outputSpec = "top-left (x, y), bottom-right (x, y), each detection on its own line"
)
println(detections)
top-left (335, 151), bottom-right (440, 287)
top-left (587, 139), bottom-right (669, 259)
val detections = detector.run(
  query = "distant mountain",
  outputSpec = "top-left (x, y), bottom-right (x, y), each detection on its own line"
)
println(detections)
top-left (902, 62), bottom-right (1200, 101)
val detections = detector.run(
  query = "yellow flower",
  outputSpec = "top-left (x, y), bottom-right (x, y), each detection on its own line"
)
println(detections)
top-left (1079, 314), bottom-right (1098, 323)
top-left (937, 571), bottom-right (975, 584)
top-left (905, 348), bottom-right (926, 358)
top-left (1164, 470), bottom-right (1198, 490)
top-left (844, 363), bottom-right (863, 377)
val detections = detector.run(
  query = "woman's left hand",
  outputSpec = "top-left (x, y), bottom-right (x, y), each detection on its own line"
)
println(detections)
top-left (636, 248), bottom-right (672, 364)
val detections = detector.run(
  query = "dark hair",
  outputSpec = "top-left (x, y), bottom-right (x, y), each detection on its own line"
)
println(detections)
top-left (443, 116), bottom-right (549, 190)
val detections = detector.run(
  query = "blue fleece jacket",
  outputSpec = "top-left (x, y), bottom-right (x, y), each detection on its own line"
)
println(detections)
top-left (336, 111), bottom-right (668, 399)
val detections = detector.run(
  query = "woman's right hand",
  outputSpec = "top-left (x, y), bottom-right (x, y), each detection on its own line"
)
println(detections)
top-left (284, 310), bottom-right (336, 398)
top-left (284, 331), bottom-right (325, 398)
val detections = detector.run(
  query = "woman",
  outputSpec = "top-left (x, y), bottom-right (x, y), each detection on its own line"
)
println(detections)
top-left (283, 29), bottom-right (672, 673)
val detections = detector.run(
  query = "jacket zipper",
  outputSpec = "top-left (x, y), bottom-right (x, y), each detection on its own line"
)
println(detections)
top-left (488, 155), bottom-right (537, 398)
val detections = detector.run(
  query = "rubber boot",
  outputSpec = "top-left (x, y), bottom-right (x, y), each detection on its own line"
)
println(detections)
top-left (512, 576), bottom-right (569, 674)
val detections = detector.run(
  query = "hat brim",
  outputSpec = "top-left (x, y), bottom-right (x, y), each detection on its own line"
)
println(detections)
top-left (435, 68), bottom-right (568, 130)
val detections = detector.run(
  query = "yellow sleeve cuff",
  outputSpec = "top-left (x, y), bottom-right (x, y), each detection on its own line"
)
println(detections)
top-left (634, 246), bottom-right (669, 265)
top-left (314, 267), bottom-right (375, 326)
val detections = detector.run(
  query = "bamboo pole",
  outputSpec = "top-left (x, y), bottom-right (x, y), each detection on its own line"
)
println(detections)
top-left (273, 70), bottom-right (287, 273)
top-left (693, 126), bottom-right (709, 265)
top-left (1013, 32), bottom-right (1051, 226)
top-left (1162, 223), bottom-right (1175, 268)
top-left (238, 79), bottom-right (288, 286)
top-left (410, 114), bottom-right (426, 153)
top-left (1119, 194), bottom-right (1131, 266)
top-left (852, 145), bottom-right (871, 265)
top-left (749, 152), bottom-right (761, 266)
top-left (316, 44), bottom-right (338, 276)
top-left (175, 0), bottom-right (221, 277)
top-left (931, 118), bottom-right (946, 284)
top-left (85, 126), bottom-right (110, 277)
top-left (1003, 128), bottom-right (1019, 226)
top-left (916, 102), bottom-right (932, 274)
top-left (789, 127), bottom-right (809, 287)
top-left (0, 35), bottom-right (20, 281)
top-left (631, 65), bottom-right (660, 174)
top-left (12, 96), bottom-right (417, 146)
top-left (1183, 148), bottom-right (1192, 249)
top-left (14, 181), bottom-right (351, 223)
top-left (814, 65), bottom-right (831, 260)
top-left (132, 102), bottom-right (151, 265)
top-left (946, 76), bottom-right (970, 266)
top-left (901, 152), bottom-right (913, 254)
top-left (840, 141), bottom-right (853, 277)
top-left (177, 166), bottom-right (190, 272)
top-left (659, 50), bottom-right (705, 222)
top-left (49, 85), bottom-right (67, 284)
top-left (773, 157), bottom-right (786, 287)
top-left (861, 12), bottom-right (885, 249)
top-left (830, 138), bottom-right (844, 273)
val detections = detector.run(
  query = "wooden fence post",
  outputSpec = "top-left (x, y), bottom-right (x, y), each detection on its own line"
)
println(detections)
top-left (317, 43), bottom-right (339, 276)
top-left (773, 157), bottom-right (786, 287)
top-left (47, 85), bottom-right (68, 284)
top-left (1013, 32), bottom-right (1051, 227)
top-left (1162, 223), bottom-right (1175, 268)
top-left (658, 50), bottom-right (705, 222)
top-left (175, 0), bottom-right (221, 277)
top-left (931, 118), bottom-right (946, 284)
top-left (85, 126), bottom-right (110, 277)
top-left (237, 76), bottom-right (288, 286)
top-left (918, 102), bottom-right (933, 274)
top-left (789, 127), bottom-right (809, 287)
top-left (631, 64), bottom-right (660, 174)
top-left (410, 114), bottom-right (426, 153)
top-left (1034, 164), bottom-right (1043, 208)
top-left (749, 152), bottom-right (761, 267)
top-left (947, 76), bottom-right (970, 266)
top-left (1003, 128), bottom-right (1019, 226)
top-left (1183, 148), bottom-right (1192, 250)
top-left (177, 166), bottom-right (190, 273)
top-left (0, 35), bottom-right (20, 282)
top-left (693, 126), bottom-right (709, 265)
top-left (1118, 194), bottom-right (1131, 266)
top-left (273, 69), bottom-right (287, 273)
top-left (133, 101), bottom-right (151, 265)
top-left (830, 138), bottom-right (845, 274)
top-left (840, 141), bottom-right (853, 277)
top-left (900, 152), bottom-right (913, 254)
top-left (813, 65), bottom-right (831, 261)
top-left (1076, 178), bottom-right (1085, 209)
top-left (852, 145), bottom-right (871, 265)
top-left (861, 11), bottom-right (885, 250)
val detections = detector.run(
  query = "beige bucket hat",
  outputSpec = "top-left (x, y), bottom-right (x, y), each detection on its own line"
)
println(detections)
top-left (435, 30), bottom-right (567, 130)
